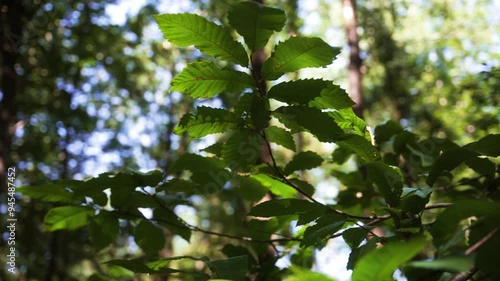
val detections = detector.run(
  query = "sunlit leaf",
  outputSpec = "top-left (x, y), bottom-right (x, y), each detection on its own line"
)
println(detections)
top-left (309, 84), bottom-right (354, 110)
top-left (228, 1), bottom-right (286, 51)
top-left (171, 61), bottom-right (254, 98)
top-left (352, 236), bottom-right (427, 281)
top-left (334, 134), bottom-right (380, 163)
top-left (262, 37), bottom-right (340, 80)
top-left (175, 106), bottom-right (241, 138)
top-left (264, 126), bottom-right (296, 151)
top-left (44, 206), bottom-right (94, 232)
top-left (154, 13), bottom-right (248, 66)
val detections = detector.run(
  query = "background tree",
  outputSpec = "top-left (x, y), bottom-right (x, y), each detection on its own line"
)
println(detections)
top-left (2, 1), bottom-right (499, 281)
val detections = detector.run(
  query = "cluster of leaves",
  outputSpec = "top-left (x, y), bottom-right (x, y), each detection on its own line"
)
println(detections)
top-left (19, 2), bottom-right (500, 280)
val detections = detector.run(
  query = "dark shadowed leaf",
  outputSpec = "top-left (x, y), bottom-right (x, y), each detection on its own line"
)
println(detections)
top-left (301, 214), bottom-right (345, 248)
top-left (366, 162), bottom-right (403, 207)
top-left (274, 106), bottom-right (343, 142)
top-left (268, 79), bottom-right (329, 105)
top-left (134, 220), bottom-right (165, 255)
top-left (89, 211), bottom-right (119, 252)
top-left (284, 151), bottom-right (324, 175)
top-left (222, 129), bottom-right (262, 171)
top-left (209, 255), bottom-right (248, 281)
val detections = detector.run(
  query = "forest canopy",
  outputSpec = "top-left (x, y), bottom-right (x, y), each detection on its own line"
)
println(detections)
top-left (1, 0), bottom-right (499, 281)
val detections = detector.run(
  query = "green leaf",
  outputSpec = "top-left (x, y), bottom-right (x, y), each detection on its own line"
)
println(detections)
top-left (248, 199), bottom-right (325, 219)
top-left (209, 255), bottom-right (248, 281)
top-left (366, 162), bottom-right (403, 207)
top-left (273, 106), bottom-right (343, 142)
top-left (351, 236), bottom-right (427, 281)
top-left (465, 157), bottom-right (495, 177)
top-left (106, 259), bottom-right (176, 274)
top-left (400, 187), bottom-right (432, 214)
top-left (288, 178), bottom-right (316, 197)
top-left (430, 200), bottom-right (500, 246)
top-left (222, 129), bottom-right (262, 171)
top-left (406, 255), bottom-right (474, 273)
top-left (328, 108), bottom-right (367, 136)
top-left (44, 206), bottom-right (94, 232)
top-left (106, 258), bottom-right (210, 277)
top-left (250, 94), bottom-right (270, 130)
top-left (227, 1), bottom-right (286, 51)
top-left (17, 180), bottom-right (83, 203)
top-left (309, 84), bottom-right (355, 110)
top-left (342, 228), bottom-right (368, 250)
top-left (157, 178), bottom-right (195, 192)
top-left (172, 153), bottom-right (229, 190)
top-left (301, 214), bottom-right (345, 248)
top-left (234, 93), bottom-right (254, 117)
top-left (264, 126), bottom-right (296, 151)
top-left (374, 120), bottom-right (404, 145)
top-left (347, 238), bottom-right (378, 270)
top-left (201, 141), bottom-right (224, 156)
top-left (236, 176), bottom-right (268, 201)
top-left (153, 208), bottom-right (191, 242)
top-left (290, 248), bottom-right (314, 269)
top-left (285, 266), bottom-right (336, 281)
top-left (170, 61), bottom-right (254, 98)
top-left (86, 170), bottom-right (163, 189)
top-left (331, 146), bottom-right (354, 164)
top-left (89, 211), bottom-right (119, 252)
top-left (284, 151), bottom-right (323, 175)
top-left (464, 134), bottom-right (500, 156)
top-left (145, 256), bottom-right (210, 271)
top-left (154, 13), bottom-right (248, 66)
top-left (134, 220), bottom-right (165, 255)
top-left (175, 106), bottom-right (241, 138)
top-left (251, 174), bottom-right (296, 198)
top-left (262, 37), bottom-right (340, 80)
top-left (268, 79), bottom-right (329, 105)
top-left (334, 134), bottom-right (380, 163)
top-left (426, 147), bottom-right (478, 186)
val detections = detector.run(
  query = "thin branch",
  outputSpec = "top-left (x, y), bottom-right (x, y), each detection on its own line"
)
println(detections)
top-left (423, 202), bottom-right (452, 210)
top-left (128, 189), bottom-right (302, 244)
top-left (261, 131), bottom-right (379, 237)
top-left (450, 266), bottom-right (478, 281)
top-left (465, 226), bottom-right (500, 255)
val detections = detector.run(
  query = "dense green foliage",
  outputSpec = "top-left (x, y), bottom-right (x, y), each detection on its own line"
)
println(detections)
top-left (5, 1), bottom-right (498, 280)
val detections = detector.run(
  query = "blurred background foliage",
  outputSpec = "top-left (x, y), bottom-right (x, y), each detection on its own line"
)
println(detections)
top-left (0, 0), bottom-right (498, 280)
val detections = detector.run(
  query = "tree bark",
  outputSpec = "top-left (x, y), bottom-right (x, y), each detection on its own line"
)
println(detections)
top-left (342, 0), bottom-right (363, 117)
top-left (0, 1), bottom-right (24, 192)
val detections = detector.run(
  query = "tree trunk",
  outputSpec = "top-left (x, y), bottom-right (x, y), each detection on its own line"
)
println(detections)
top-left (0, 1), bottom-right (24, 192)
top-left (342, 0), bottom-right (363, 117)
